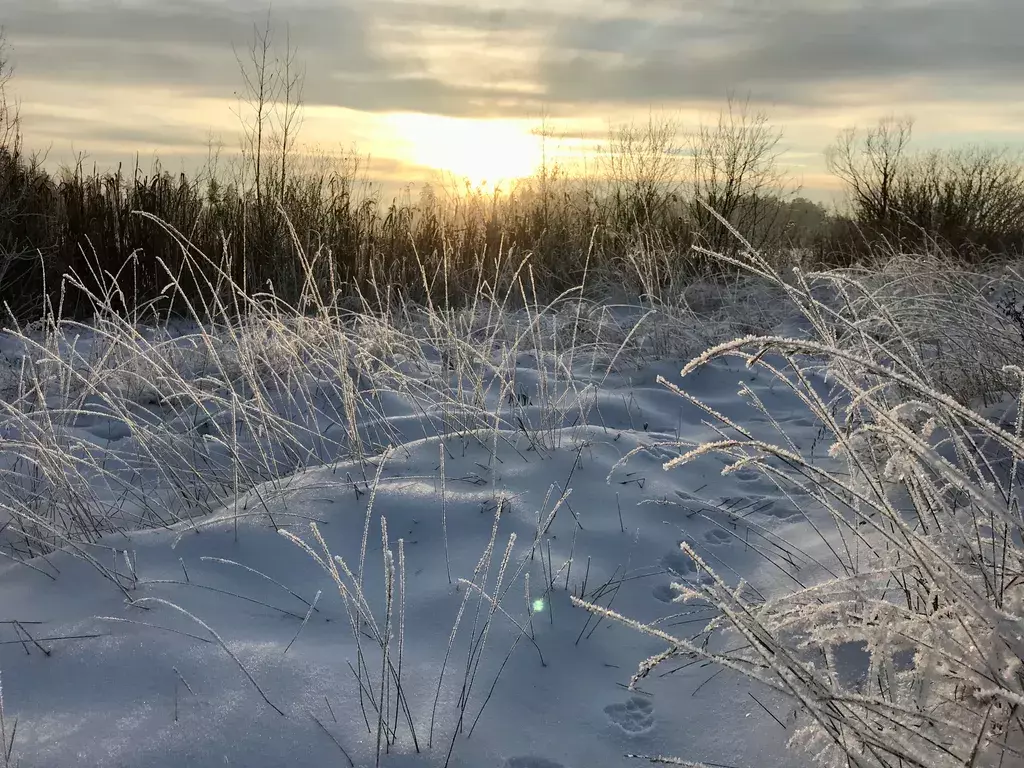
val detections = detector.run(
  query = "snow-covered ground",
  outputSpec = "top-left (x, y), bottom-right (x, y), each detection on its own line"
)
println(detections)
top-left (0, 353), bottom-right (822, 767)
top-left (4, 261), bottom-right (1014, 768)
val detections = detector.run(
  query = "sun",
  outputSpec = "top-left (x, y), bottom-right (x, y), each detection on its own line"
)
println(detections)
top-left (384, 112), bottom-right (543, 191)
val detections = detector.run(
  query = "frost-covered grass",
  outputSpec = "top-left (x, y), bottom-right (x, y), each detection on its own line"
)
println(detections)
top-left (2, 224), bottom-right (1024, 767)
top-left (580, 234), bottom-right (1024, 767)
top-left (0, 230), bottom-right (785, 570)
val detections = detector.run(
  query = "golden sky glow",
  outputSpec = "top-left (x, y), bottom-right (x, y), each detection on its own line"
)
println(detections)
top-left (5, 0), bottom-right (1024, 202)
top-left (381, 113), bottom-right (545, 190)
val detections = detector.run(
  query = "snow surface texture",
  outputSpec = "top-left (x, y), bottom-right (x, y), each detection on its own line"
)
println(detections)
top-left (0, 292), bottom-right (821, 767)
top-left (6, 247), bottom-right (1024, 767)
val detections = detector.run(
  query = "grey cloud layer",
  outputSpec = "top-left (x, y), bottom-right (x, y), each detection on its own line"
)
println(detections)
top-left (5, 0), bottom-right (1021, 117)
top-left (541, 0), bottom-right (1024, 107)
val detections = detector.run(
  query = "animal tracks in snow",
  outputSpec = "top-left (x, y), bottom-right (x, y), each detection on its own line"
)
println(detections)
top-left (604, 695), bottom-right (655, 735)
top-left (660, 545), bottom-right (697, 578)
top-left (672, 487), bottom-right (800, 524)
top-left (651, 583), bottom-right (679, 603)
top-left (730, 465), bottom-right (765, 486)
top-left (703, 528), bottom-right (732, 546)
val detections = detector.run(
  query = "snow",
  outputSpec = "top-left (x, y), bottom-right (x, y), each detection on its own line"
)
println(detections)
top-left (0, 302), bottom-right (827, 768)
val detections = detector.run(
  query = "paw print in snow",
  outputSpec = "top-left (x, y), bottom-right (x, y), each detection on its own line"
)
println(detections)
top-left (604, 695), bottom-right (655, 735)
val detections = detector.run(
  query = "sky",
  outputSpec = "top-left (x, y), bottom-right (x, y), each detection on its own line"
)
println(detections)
top-left (2, 0), bottom-right (1023, 202)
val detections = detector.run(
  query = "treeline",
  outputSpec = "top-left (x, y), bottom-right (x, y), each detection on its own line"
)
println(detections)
top-left (825, 116), bottom-right (1024, 261)
top-left (0, 24), bottom-right (1022, 319)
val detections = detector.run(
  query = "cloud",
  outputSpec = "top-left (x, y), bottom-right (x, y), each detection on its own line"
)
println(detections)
top-left (4, 0), bottom-right (548, 116)
top-left (538, 0), bottom-right (1024, 108)
top-left (7, 0), bottom-right (1021, 118)
top-left (6, 1), bottom-right (380, 96)
top-left (23, 109), bottom-right (217, 151)
top-left (4, 0), bottom-right (1022, 193)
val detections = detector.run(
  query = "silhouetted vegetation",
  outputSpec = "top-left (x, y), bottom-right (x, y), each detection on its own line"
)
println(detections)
top-left (1, 26), bottom-right (1022, 321)
top-left (825, 116), bottom-right (1024, 262)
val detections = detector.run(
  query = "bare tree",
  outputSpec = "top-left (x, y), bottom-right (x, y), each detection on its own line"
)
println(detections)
top-left (233, 11), bottom-right (280, 214)
top-left (600, 113), bottom-right (684, 230)
top-left (0, 27), bottom-right (20, 152)
top-left (232, 10), bottom-right (307, 283)
top-left (0, 29), bottom-right (28, 290)
top-left (689, 95), bottom-right (789, 252)
top-left (234, 14), bottom-right (307, 206)
top-left (825, 115), bottom-right (914, 224)
top-left (824, 116), bottom-right (1024, 256)
top-left (271, 23), bottom-right (305, 201)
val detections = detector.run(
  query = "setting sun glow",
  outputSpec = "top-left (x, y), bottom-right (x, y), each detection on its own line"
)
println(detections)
top-left (383, 113), bottom-right (543, 191)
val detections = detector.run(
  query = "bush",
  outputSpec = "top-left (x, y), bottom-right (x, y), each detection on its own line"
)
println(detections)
top-left (827, 117), bottom-right (1024, 259)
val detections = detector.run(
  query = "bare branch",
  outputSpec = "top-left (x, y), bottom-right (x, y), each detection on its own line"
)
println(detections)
top-left (689, 94), bottom-right (791, 253)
